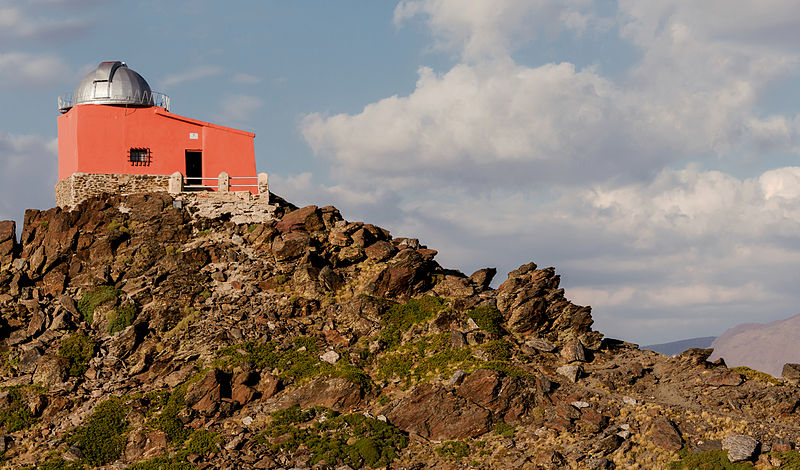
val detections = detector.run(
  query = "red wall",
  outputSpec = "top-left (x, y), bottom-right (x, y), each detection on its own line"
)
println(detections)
top-left (58, 105), bottom-right (257, 191)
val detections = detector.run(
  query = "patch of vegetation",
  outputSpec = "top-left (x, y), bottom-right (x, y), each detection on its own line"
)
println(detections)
top-left (164, 246), bottom-right (181, 256)
top-left (67, 397), bottom-right (128, 466)
top-left (481, 339), bottom-right (513, 362)
top-left (149, 382), bottom-right (191, 444)
top-left (668, 447), bottom-right (755, 469)
top-left (128, 456), bottom-right (194, 470)
top-left (467, 306), bottom-right (504, 335)
top-left (77, 285), bottom-right (121, 325)
top-left (198, 289), bottom-right (212, 300)
top-left (24, 454), bottom-right (85, 470)
top-left (731, 366), bottom-right (782, 386)
top-left (185, 429), bottom-right (221, 455)
top-left (216, 337), bottom-right (372, 391)
top-left (261, 405), bottom-right (408, 469)
top-left (58, 333), bottom-right (97, 377)
top-left (128, 429), bottom-right (219, 470)
top-left (247, 223), bottom-right (260, 233)
top-left (0, 386), bottom-right (38, 432)
top-left (436, 440), bottom-right (470, 460)
top-left (378, 296), bottom-right (445, 349)
top-left (273, 274), bottom-right (289, 285)
top-left (494, 421), bottom-right (516, 438)
top-left (106, 219), bottom-right (127, 232)
top-left (107, 302), bottom-right (138, 335)
top-left (197, 229), bottom-right (211, 237)
top-left (767, 450), bottom-right (800, 468)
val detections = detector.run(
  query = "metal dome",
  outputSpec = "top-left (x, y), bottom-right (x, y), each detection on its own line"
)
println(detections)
top-left (59, 61), bottom-right (170, 112)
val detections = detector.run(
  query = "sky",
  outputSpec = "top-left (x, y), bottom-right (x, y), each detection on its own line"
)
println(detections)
top-left (2, 0), bottom-right (800, 345)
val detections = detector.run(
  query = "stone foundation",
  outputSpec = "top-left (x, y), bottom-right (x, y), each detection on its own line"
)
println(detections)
top-left (55, 172), bottom-right (270, 209)
top-left (56, 173), bottom-right (172, 208)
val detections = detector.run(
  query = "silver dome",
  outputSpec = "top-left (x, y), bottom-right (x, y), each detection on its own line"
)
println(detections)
top-left (73, 61), bottom-right (155, 107)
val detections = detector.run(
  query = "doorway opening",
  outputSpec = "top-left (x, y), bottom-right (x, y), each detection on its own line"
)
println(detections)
top-left (185, 151), bottom-right (202, 187)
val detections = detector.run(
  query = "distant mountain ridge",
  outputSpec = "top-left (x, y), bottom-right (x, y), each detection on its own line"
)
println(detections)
top-left (709, 313), bottom-right (800, 377)
top-left (643, 336), bottom-right (716, 356)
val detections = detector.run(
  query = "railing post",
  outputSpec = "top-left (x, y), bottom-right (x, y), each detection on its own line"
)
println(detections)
top-left (218, 172), bottom-right (230, 192)
top-left (169, 171), bottom-right (183, 194)
top-left (258, 173), bottom-right (269, 196)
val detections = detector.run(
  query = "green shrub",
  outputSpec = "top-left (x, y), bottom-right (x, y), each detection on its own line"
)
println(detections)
top-left (28, 455), bottom-right (85, 470)
top-left (58, 333), bottom-right (97, 377)
top-left (77, 286), bottom-right (120, 325)
top-left (263, 406), bottom-right (409, 469)
top-left (127, 456), bottom-right (193, 470)
top-left (68, 397), bottom-right (128, 466)
top-left (0, 386), bottom-right (37, 431)
top-left (482, 339), bottom-right (512, 362)
top-left (150, 384), bottom-right (191, 444)
top-left (731, 366), bottom-right (782, 386)
top-left (107, 303), bottom-right (138, 335)
top-left (185, 429), bottom-right (220, 455)
top-left (668, 447), bottom-right (755, 469)
top-left (436, 440), bottom-right (470, 459)
top-left (494, 421), bottom-right (516, 438)
top-left (767, 450), bottom-right (800, 468)
top-left (468, 306), bottom-right (504, 335)
top-left (379, 296), bottom-right (445, 349)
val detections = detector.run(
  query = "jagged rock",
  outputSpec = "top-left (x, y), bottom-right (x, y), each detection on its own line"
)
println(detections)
top-left (468, 268), bottom-right (496, 291)
top-left (450, 330), bottom-right (467, 348)
top-left (32, 354), bottom-right (69, 388)
top-left (648, 417), bottom-right (683, 451)
top-left (782, 363), bottom-right (800, 382)
top-left (185, 369), bottom-right (229, 416)
top-left (556, 364), bottom-right (582, 383)
top-left (496, 262), bottom-right (592, 340)
top-left (433, 275), bottom-right (474, 298)
top-left (270, 377), bottom-right (363, 410)
top-left (525, 338), bottom-right (557, 352)
top-left (677, 348), bottom-right (713, 365)
top-left (722, 434), bottom-right (759, 462)
top-left (0, 220), bottom-right (16, 270)
top-left (364, 240), bottom-right (396, 261)
top-left (705, 368), bottom-right (743, 387)
top-left (271, 232), bottom-right (310, 261)
top-left (259, 374), bottom-right (282, 400)
top-left (319, 350), bottom-right (340, 364)
top-left (231, 384), bottom-right (258, 405)
top-left (561, 339), bottom-right (587, 363)
top-left (275, 205), bottom-right (323, 233)
top-left (386, 383), bottom-right (491, 440)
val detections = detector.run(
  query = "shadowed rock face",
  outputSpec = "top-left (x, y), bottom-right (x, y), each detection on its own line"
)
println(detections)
top-left (0, 192), bottom-right (799, 469)
top-left (709, 313), bottom-right (800, 377)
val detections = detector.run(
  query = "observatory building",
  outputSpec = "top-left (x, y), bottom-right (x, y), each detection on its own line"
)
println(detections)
top-left (56, 61), bottom-right (265, 207)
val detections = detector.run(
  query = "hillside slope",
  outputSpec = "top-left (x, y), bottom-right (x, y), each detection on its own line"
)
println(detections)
top-left (1, 192), bottom-right (800, 469)
top-left (709, 314), bottom-right (800, 378)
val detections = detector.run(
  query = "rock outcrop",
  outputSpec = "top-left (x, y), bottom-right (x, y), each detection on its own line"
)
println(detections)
top-left (0, 192), bottom-right (799, 469)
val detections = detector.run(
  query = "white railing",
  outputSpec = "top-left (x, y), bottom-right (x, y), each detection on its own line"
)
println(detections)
top-left (176, 172), bottom-right (268, 195)
top-left (58, 90), bottom-right (170, 113)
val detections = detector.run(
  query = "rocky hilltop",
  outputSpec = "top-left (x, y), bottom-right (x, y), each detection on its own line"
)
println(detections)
top-left (709, 315), bottom-right (800, 378)
top-left (2, 192), bottom-right (800, 469)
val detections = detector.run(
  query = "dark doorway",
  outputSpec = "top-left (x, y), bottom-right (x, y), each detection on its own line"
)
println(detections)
top-left (185, 151), bottom-right (202, 187)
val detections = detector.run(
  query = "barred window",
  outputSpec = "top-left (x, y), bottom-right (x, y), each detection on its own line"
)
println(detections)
top-left (129, 147), bottom-right (150, 166)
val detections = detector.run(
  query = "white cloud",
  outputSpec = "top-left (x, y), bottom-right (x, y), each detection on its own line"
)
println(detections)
top-left (394, 0), bottom-right (596, 61)
top-left (214, 94), bottom-right (263, 123)
top-left (231, 73), bottom-right (262, 84)
top-left (0, 53), bottom-right (71, 88)
top-left (0, 2), bottom-right (93, 44)
top-left (0, 132), bottom-right (58, 223)
top-left (162, 65), bottom-right (223, 87)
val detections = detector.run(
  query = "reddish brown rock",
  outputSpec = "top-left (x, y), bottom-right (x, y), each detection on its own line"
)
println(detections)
top-left (271, 232), bottom-right (310, 261)
top-left (231, 384), bottom-right (258, 405)
top-left (433, 275), bottom-right (475, 298)
top-left (469, 268), bottom-right (496, 291)
top-left (649, 417), bottom-right (683, 451)
top-left (705, 368), bottom-right (743, 387)
top-left (275, 205), bottom-right (323, 233)
top-left (271, 377), bottom-right (363, 410)
top-left (387, 383), bottom-right (491, 440)
top-left (364, 240), bottom-right (396, 261)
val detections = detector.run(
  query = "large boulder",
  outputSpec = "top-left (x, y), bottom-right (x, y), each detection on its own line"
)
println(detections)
top-left (496, 262), bottom-right (593, 341)
top-left (386, 383), bottom-right (492, 440)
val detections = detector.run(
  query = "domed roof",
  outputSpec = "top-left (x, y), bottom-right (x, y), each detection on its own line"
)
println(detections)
top-left (73, 61), bottom-right (155, 107)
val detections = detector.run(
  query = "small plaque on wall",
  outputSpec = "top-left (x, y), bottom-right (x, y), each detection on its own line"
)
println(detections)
top-left (189, 132), bottom-right (199, 140)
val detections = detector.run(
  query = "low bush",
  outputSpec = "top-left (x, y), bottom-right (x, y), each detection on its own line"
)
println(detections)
top-left (107, 302), bottom-right (137, 334)
top-left (58, 333), bottom-right (97, 377)
top-left (467, 306), bottom-right (504, 335)
top-left (68, 397), bottom-right (129, 466)
top-left (436, 440), bottom-right (470, 459)
top-left (0, 386), bottom-right (37, 431)
top-left (77, 285), bottom-right (120, 325)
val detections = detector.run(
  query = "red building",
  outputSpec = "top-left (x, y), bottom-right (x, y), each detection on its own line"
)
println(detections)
top-left (58, 61), bottom-right (257, 191)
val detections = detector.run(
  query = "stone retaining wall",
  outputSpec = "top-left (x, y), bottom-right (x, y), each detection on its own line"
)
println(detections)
top-left (56, 173), bottom-right (171, 208)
